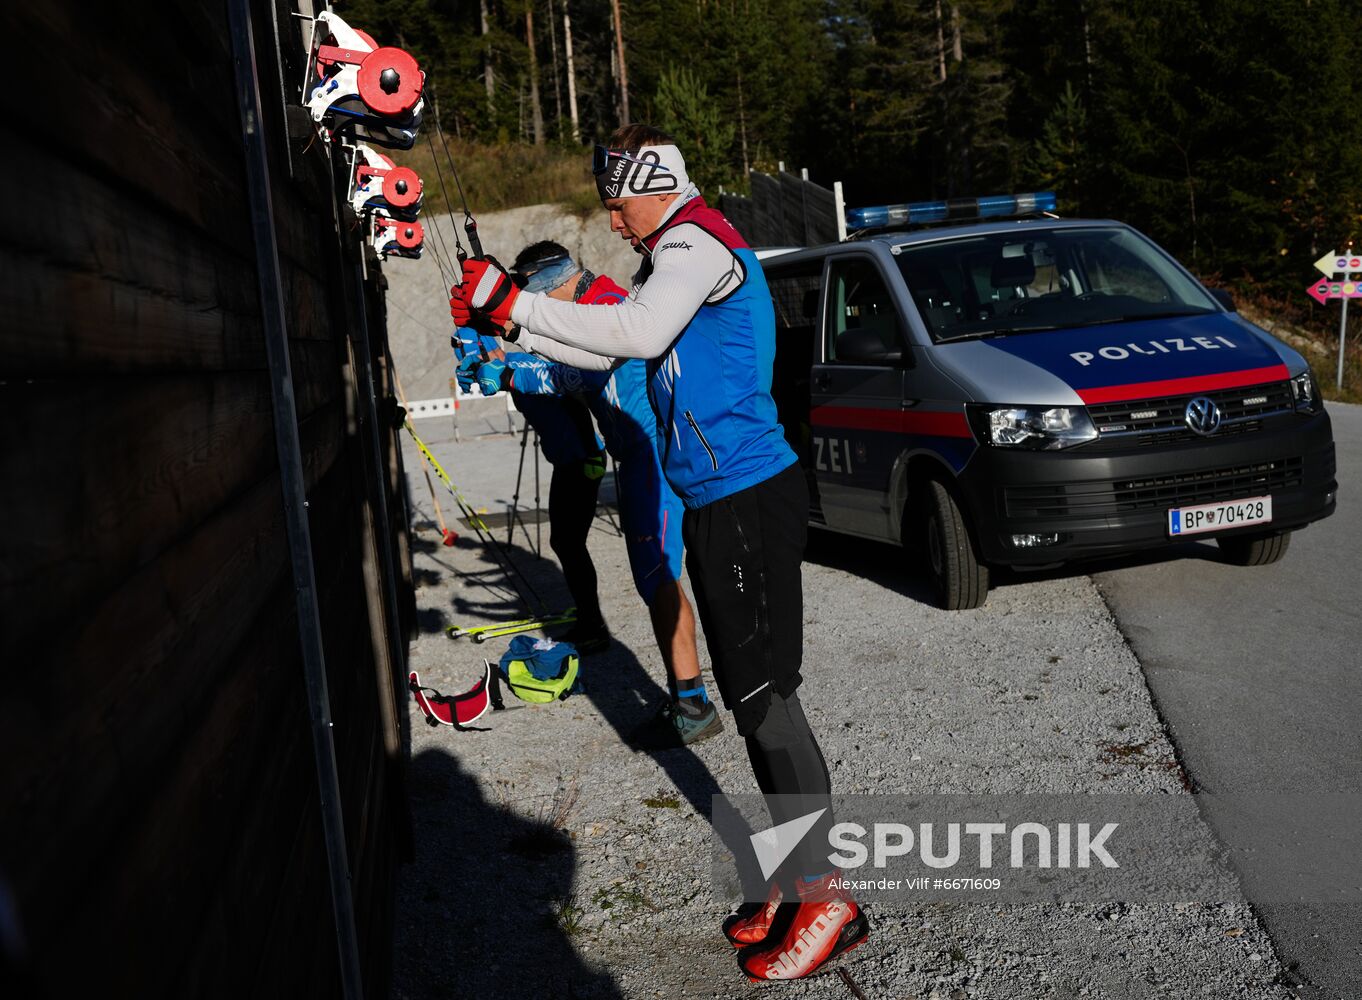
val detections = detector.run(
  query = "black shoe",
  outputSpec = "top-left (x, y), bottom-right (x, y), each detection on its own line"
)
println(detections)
top-left (555, 620), bottom-right (610, 654)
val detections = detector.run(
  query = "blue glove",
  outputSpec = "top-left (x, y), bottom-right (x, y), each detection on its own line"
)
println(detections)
top-left (455, 353), bottom-right (481, 394)
top-left (476, 358), bottom-right (512, 396)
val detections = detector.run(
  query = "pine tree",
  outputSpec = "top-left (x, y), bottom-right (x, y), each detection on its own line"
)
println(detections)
top-left (653, 67), bottom-right (737, 197)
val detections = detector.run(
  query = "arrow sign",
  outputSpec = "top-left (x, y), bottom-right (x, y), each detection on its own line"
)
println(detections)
top-left (749, 808), bottom-right (827, 880)
top-left (1307, 278), bottom-right (1362, 305)
top-left (1314, 251), bottom-right (1362, 277)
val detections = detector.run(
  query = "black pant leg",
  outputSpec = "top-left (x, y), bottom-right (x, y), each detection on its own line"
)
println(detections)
top-left (549, 461), bottom-right (603, 627)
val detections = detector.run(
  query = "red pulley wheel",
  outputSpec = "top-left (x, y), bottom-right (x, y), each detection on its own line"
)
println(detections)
top-left (356, 47), bottom-right (423, 117)
top-left (383, 167), bottom-right (422, 208)
top-left (395, 220), bottom-right (424, 249)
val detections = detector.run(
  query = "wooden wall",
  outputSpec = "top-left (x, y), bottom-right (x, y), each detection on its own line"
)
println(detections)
top-left (0, 2), bottom-right (414, 995)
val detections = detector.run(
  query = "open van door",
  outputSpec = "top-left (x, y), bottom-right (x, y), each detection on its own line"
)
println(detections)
top-left (809, 254), bottom-right (912, 539)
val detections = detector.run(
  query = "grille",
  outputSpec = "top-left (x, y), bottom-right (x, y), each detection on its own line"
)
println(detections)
top-left (1087, 381), bottom-right (1292, 449)
top-left (1003, 457), bottom-right (1304, 520)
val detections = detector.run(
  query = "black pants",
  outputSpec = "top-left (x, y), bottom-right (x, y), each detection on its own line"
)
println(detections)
top-left (681, 461), bottom-right (808, 735)
top-left (683, 463), bottom-right (832, 878)
top-left (549, 459), bottom-right (603, 628)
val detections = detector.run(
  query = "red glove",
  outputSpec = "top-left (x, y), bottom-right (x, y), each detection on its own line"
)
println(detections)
top-left (459, 256), bottom-right (521, 327)
top-left (449, 283), bottom-right (473, 328)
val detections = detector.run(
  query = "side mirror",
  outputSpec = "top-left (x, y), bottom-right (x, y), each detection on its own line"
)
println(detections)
top-left (1208, 288), bottom-right (1237, 312)
top-left (836, 326), bottom-right (904, 364)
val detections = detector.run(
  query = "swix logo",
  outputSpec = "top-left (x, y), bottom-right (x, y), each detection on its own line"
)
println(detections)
top-left (658, 240), bottom-right (693, 253)
top-left (1070, 335), bottom-right (1239, 366)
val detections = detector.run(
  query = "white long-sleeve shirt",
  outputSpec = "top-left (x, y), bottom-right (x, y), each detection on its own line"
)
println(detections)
top-left (509, 221), bottom-right (746, 370)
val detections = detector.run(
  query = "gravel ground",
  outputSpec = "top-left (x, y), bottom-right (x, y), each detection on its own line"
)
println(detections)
top-left (388, 415), bottom-right (1294, 1000)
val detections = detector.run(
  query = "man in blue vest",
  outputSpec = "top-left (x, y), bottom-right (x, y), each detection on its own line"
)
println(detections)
top-left (451, 127), bottom-right (868, 981)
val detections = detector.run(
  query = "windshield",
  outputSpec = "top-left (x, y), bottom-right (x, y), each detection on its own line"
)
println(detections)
top-left (894, 226), bottom-right (1218, 343)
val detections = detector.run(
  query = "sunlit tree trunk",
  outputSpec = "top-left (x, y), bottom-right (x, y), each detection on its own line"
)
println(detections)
top-left (548, 0), bottom-right (564, 139)
top-left (563, 1), bottom-right (580, 142)
top-left (611, 0), bottom-right (630, 125)
top-left (935, 1), bottom-right (947, 82)
top-left (526, 8), bottom-right (544, 143)
top-left (480, 0), bottom-right (494, 113)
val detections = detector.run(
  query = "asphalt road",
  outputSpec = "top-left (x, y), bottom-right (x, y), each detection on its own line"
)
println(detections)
top-left (1091, 401), bottom-right (1362, 1000)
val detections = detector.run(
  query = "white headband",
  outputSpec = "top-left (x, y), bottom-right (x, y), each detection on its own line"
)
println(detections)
top-left (595, 144), bottom-right (690, 200)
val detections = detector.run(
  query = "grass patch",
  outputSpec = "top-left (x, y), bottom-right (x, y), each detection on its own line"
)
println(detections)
top-left (391, 139), bottom-right (596, 217)
top-left (642, 793), bottom-right (681, 809)
top-left (546, 894), bottom-right (585, 936)
top-left (591, 880), bottom-right (659, 915)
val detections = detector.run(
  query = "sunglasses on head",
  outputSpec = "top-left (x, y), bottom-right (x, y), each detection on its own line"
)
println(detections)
top-left (591, 144), bottom-right (674, 176)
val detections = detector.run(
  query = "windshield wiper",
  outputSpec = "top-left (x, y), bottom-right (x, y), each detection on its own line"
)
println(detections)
top-left (1085, 310), bottom-right (1213, 326)
top-left (937, 324), bottom-right (1061, 343)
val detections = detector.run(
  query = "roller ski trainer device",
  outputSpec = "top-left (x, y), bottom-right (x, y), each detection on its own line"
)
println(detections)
top-left (304, 10), bottom-right (425, 149)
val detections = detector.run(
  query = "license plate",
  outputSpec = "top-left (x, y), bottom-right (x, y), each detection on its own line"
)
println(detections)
top-left (1168, 495), bottom-right (1273, 536)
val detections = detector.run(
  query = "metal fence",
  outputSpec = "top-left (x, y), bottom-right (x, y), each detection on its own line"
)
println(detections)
top-left (720, 167), bottom-right (846, 248)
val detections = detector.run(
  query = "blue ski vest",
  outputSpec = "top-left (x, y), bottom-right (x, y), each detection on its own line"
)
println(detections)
top-left (641, 199), bottom-right (797, 509)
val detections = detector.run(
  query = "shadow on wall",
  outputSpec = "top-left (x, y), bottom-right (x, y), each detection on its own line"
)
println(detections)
top-left (394, 748), bottom-right (624, 1000)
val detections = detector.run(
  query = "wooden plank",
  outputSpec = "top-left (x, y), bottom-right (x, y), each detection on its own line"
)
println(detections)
top-left (0, 148), bottom-right (353, 377)
top-left (0, 404), bottom-right (345, 932)
top-left (0, 375), bottom-right (272, 647)
top-left (0, 5), bottom-right (332, 271)
top-left (0, 370), bottom-right (345, 658)
top-left (0, 138), bottom-right (261, 374)
top-left (43, 579), bottom-right (306, 996)
top-left (1, 6), bottom-right (248, 250)
top-left (173, 475), bottom-right (384, 997)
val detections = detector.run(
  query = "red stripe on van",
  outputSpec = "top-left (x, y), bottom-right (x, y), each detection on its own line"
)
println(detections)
top-left (811, 405), bottom-right (973, 438)
top-left (1076, 365), bottom-right (1290, 404)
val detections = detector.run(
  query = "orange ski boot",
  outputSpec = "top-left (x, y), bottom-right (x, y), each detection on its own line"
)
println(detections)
top-left (737, 873), bottom-right (869, 981)
top-left (722, 881), bottom-right (787, 947)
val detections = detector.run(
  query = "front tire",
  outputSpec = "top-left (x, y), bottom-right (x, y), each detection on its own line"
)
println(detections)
top-left (920, 479), bottom-right (989, 610)
top-left (1217, 529), bottom-right (1292, 566)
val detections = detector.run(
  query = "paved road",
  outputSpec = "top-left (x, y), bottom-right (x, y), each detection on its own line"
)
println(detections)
top-left (1092, 401), bottom-right (1362, 999)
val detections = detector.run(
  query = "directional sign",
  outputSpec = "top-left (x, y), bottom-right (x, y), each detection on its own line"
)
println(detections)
top-left (1307, 278), bottom-right (1362, 304)
top-left (1314, 251), bottom-right (1362, 277)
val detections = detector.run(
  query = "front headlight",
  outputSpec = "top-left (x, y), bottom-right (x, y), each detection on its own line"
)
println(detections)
top-left (1290, 370), bottom-right (1321, 413)
top-left (969, 405), bottom-right (1098, 450)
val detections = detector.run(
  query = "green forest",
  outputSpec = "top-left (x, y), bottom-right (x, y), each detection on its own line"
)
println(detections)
top-left (347, 0), bottom-right (1359, 330)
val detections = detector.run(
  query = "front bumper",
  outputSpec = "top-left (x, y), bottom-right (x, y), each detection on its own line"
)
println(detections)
top-left (956, 409), bottom-right (1337, 567)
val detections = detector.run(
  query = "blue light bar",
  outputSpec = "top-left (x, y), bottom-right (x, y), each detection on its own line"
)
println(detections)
top-left (845, 191), bottom-right (1056, 230)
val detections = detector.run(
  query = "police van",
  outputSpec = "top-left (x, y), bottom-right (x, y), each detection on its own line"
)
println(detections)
top-left (762, 192), bottom-right (1337, 609)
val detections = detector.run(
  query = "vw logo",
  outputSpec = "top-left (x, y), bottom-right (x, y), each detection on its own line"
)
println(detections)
top-left (1184, 396), bottom-right (1222, 436)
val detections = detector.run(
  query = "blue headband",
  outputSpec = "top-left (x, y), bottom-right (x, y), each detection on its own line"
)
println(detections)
top-left (521, 255), bottom-right (579, 294)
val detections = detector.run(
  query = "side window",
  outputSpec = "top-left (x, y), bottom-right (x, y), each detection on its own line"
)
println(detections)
top-left (825, 257), bottom-right (902, 363)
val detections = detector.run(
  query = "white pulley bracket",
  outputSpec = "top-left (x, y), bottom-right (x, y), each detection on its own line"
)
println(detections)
top-left (370, 207), bottom-right (424, 260)
top-left (348, 143), bottom-right (423, 219)
top-left (304, 11), bottom-right (425, 148)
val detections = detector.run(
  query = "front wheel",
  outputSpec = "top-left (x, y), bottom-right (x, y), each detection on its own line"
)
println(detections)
top-left (919, 479), bottom-right (990, 610)
top-left (1216, 529), bottom-right (1292, 566)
